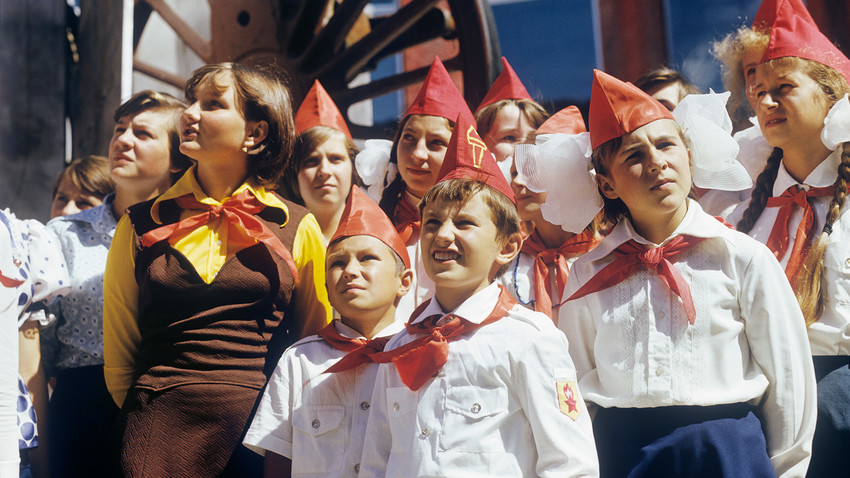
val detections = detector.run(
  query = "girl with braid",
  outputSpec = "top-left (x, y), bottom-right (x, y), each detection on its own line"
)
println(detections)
top-left (727, 8), bottom-right (850, 478)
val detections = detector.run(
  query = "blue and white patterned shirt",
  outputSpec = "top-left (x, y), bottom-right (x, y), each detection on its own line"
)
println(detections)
top-left (44, 194), bottom-right (117, 374)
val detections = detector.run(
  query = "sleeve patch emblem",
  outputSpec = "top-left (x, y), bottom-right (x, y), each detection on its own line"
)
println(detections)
top-left (556, 380), bottom-right (581, 420)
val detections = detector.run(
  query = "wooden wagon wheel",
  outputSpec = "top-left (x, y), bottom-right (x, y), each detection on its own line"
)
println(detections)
top-left (132, 0), bottom-right (501, 139)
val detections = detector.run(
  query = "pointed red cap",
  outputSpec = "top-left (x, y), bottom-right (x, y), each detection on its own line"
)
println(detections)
top-left (330, 187), bottom-right (410, 268)
top-left (475, 57), bottom-right (533, 112)
top-left (295, 80), bottom-right (352, 139)
top-left (435, 114), bottom-right (516, 204)
top-left (404, 56), bottom-right (475, 124)
top-left (535, 105), bottom-right (586, 135)
top-left (752, 0), bottom-right (815, 32)
top-left (589, 69), bottom-right (673, 150)
top-left (761, 5), bottom-right (850, 81)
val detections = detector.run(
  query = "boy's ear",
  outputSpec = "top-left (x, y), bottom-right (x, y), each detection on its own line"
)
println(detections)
top-left (495, 231), bottom-right (523, 266)
top-left (596, 173), bottom-right (619, 200)
top-left (243, 120), bottom-right (269, 154)
top-left (396, 269), bottom-right (414, 299)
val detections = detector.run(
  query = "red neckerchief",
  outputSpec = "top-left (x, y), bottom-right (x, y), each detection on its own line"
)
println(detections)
top-left (765, 184), bottom-right (836, 283)
top-left (370, 285), bottom-right (518, 390)
top-left (520, 229), bottom-right (600, 318)
top-left (393, 195), bottom-right (421, 243)
top-left (320, 323), bottom-right (392, 373)
top-left (140, 189), bottom-right (298, 280)
top-left (566, 236), bottom-right (707, 325)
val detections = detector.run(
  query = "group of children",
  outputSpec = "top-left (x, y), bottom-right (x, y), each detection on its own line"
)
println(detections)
top-left (1, 0), bottom-right (848, 476)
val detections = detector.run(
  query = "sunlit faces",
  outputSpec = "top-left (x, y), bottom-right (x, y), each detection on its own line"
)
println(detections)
top-left (509, 161), bottom-right (547, 222)
top-left (596, 119), bottom-right (691, 227)
top-left (297, 134), bottom-right (353, 214)
top-left (483, 103), bottom-right (537, 163)
top-left (743, 45), bottom-right (768, 110)
top-left (646, 83), bottom-right (685, 111)
top-left (180, 74), bottom-right (264, 166)
top-left (421, 193), bottom-right (519, 300)
top-left (396, 114), bottom-right (453, 198)
top-left (50, 176), bottom-right (103, 218)
top-left (753, 62), bottom-right (831, 152)
top-left (326, 235), bottom-right (410, 322)
top-left (108, 110), bottom-right (174, 193)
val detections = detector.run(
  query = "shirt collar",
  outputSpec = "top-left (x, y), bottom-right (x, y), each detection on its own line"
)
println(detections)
top-left (150, 165), bottom-right (289, 225)
top-left (773, 148), bottom-right (841, 196)
top-left (333, 319), bottom-right (404, 339)
top-left (410, 282), bottom-right (502, 326)
top-left (582, 199), bottom-right (728, 262)
top-left (56, 193), bottom-right (118, 235)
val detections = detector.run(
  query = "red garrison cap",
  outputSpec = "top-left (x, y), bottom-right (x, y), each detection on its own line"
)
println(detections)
top-left (589, 69), bottom-right (673, 150)
top-left (760, 4), bottom-right (850, 81)
top-left (475, 57), bottom-right (533, 112)
top-left (752, 0), bottom-right (815, 32)
top-left (404, 56), bottom-right (475, 124)
top-left (435, 114), bottom-right (516, 204)
top-left (536, 105), bottom-right (586, 135)
top-left (295, 80), bottom-right (352, 139)
top-left (330, 187), bottom-right (410, 268)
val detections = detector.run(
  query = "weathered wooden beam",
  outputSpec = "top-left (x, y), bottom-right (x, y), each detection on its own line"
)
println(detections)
top-left (597, 0), bottom-right (668, 82)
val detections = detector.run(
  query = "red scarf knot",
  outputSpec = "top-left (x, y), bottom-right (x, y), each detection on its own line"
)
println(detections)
top-left (140, 189), bottom-right (298, 280)
top-left (320, 322), bottom-right (392, 373)
top-left (393, 195), bottom-right (421, 243)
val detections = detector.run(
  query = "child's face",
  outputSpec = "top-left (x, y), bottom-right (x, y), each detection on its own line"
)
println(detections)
top-left (396, 115), bottom-right (452, 198)
top-left (421, 193), bottom-right (518, 301)
top-left (742, 45), bottom-right (768, 110)
top-left (180, 75), bottom-right (260, 166)
top-left (754, 62), bottom-right (830, 153)
top-left (297, 135), bottom-right (353, 215)
top-left (50, 176), bottom-right (103, 218)
top-left (483, 103), bottom-right (536, 163)
top-left (326, 235), bottom-right (409, 321)
top-left (645, 83), bottom-right (684, 111)
top-left (597, 119), bottom-right (691, 226)
top-left (509, 160), bottom-right (547, 223)
top-left (109, 110), bottom-right (174, 192)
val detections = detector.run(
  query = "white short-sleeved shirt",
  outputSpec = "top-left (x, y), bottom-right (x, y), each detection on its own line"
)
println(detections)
top-left (560, 200), bottom-right (816, 478)
top-left (243, 320), bottom-right (403, 477)
top-left (729, 148), bottom-right (850, 355)
top-left (395, 231), bottom-right (434, 323)
top-left (359, 283), bottom-right (599, 478)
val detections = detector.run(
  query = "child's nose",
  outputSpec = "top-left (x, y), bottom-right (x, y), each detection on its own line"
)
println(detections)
top-left (183, 102), bottom-right (201, 121)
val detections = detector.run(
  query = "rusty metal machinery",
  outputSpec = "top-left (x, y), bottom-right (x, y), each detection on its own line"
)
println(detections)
top-left (132, 0), bottom-right (501, 138)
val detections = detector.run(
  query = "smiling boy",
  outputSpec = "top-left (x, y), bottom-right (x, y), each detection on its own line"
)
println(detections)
top-left (243, 186), bottom-right (412, 477)
top-left (358, 115), bottom-right (598, 477)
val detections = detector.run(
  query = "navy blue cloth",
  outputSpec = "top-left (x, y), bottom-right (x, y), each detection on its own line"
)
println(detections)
top-left (593, 404), bottom-right (774, 478)
top-left (808, 356), bottom-right (850, 478)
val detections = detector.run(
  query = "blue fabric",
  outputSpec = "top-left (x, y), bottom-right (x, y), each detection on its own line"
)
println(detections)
top-left (593, 404), bottom-right (774, 478)
top-left (44, 195), bottom-right (117, 375)
top-left (808, 357), bottom-right (850, 478)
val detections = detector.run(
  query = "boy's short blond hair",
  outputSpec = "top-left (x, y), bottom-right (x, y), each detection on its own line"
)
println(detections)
top-left (419, 178), bottom-right (521, 243)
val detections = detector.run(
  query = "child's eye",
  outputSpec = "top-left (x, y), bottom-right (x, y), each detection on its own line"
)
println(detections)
top-left (430, 140), bottom-right (447, 149)
top-left (745, 67), bottom-right (756, 78)
top-left (302, 156), bottom-right (320, 168)
top-left (135, 129), bottom-right (152, 138)
top-left (328, 155), bottom-right (347, 164)
top-left (113, 126), bottom-right (126, 135)
top-left (501, 135), bottom-right (518, 143)
top-left (361, 254), bottom-right (379, 262)
top-left (401, 133), bottom-right (416, 142)
top-left (77, 201), bottom-right (95, 209)
top-left (329, 260), bottom-right (345, 269)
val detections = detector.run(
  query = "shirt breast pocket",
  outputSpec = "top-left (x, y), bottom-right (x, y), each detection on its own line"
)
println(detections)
top-left (292, 406), bottom-right (345, 473)
top-left (440, 385), bottom-right (509, 453)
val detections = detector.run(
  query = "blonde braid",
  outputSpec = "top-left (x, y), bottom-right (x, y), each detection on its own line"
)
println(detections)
top-left (795, 142), bottom-right (850, 324)
top-left (736, 148), bottom-right (784, 233)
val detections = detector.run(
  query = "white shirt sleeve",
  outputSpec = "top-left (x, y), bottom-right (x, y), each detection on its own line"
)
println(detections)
top-left (243, 352), bottom-right (296, 458)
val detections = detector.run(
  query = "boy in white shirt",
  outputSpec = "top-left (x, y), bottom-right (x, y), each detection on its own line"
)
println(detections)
top-left (243, 186), bottom-right (413, 477)
top-left (358, 114), bottom-right (599, 477)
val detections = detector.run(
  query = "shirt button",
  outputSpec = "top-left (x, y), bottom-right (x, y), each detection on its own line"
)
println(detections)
top-left (354, 464), bottom-right (360, 473)
top-left (360, 401), bottom-right (370, 410)
top-left (656, 366), bottom-right (665, 376)
top-left (658, 311), bottom-right (666, 320)
top-left (471, 403), bottom-right (481, 414)
top-left (420, 427), bottom-right (430, 438)
top-left (845, 258), bottom-right (850, 268)
top-left (311, 419), bottom-right (320, 429)
top-left (392, 402), bottom-right (399, 412)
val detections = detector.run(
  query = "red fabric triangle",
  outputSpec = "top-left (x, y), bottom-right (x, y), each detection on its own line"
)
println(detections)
top-left (476, 57), bottom-right (533, 112)
top-left (404, 56), bottom-right (475, 124)
top-left (331, 187), bottom-right (410, 268)
top-left (536, 105), bottom-right (586, 135)
top-left (752, 0), bottom-right (815, 32)
top-left (295, 80), bottom-right (352, 139)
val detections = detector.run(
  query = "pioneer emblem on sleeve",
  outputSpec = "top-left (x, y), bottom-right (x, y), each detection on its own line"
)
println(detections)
top-left (556, 380), bottom-right (580, 420)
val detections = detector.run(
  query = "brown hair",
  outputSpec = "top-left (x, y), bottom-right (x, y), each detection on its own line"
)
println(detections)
top-left (734, 56), bottom-right (850, 324)
top-left (710, 26), bottom-right (771, 125)
top-left (474, 98), bottom-right (549, 140)
top-left (419, 177), bottom-right (520, 242)
top-left (379, 114), bottom-right (455, 220)
top-left (281, 126), bottom-right (361, 205)
top-left (634, 67), bottom-right (701, 100)
top-left (51, 155), bottom-right (114, 200)
top-left (114, 90), bottom-right (194, 183)
top-left (185, 62), bottom-right (295, 187)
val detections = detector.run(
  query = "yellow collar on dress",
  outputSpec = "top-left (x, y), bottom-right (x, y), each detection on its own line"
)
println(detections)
top-left (150, 166), bottom-right (289, 226)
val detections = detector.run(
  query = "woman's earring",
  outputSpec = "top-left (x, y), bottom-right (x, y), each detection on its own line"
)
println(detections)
top-left (242, 146), bottom-right (248, 153)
